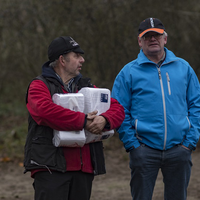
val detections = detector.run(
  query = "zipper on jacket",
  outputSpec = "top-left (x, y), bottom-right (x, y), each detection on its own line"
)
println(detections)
top-left (135, 119), bottom-right (142, 140)
top-left (30, 160), bottom-right (52, 174)
top-left (157, 67), bottom-right (167, 150)
top-left (166, 72), bottom-right (171, 95)
top-left (186, 116), bottom-right (191, 131)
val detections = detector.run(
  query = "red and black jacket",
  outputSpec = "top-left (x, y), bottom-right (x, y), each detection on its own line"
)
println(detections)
top-left (24, 61), bottom-right (125, 176)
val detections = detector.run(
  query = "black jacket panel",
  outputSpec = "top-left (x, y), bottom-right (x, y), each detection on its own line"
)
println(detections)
top-left (24, 74), bottom-right (106, 175)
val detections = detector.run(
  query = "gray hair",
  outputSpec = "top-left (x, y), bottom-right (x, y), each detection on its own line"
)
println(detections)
top-left (163, 31), bottom-right (168, 37)
top-left (49, 54), bottom-right (70, 68)
top-left (49, 59), bottom-right (59, 68)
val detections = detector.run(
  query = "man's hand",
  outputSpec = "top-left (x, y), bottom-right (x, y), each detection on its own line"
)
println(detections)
top-left (85, 111), bottom-right (98, 131)
top-left (181, 145), bottom-right (190, 151)
top-left (85, 113), bottom-right (107, 135)
top-left (87, 110), bottom-right (98, 120)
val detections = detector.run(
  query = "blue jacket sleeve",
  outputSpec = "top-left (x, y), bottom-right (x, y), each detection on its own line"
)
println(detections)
top-left (182, 66), bottom-right (200, 150)
top-left (111, 70), bottom-right (141, 151)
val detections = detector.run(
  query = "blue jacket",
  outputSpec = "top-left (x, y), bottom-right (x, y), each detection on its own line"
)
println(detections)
top-left (112, 47), bottom-right (200, 151)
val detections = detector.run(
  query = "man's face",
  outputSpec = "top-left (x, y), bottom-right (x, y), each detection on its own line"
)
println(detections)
top-left (63, 52), bottom-right (85, 79)
top-left (138, 31), bottom-right (167, 58)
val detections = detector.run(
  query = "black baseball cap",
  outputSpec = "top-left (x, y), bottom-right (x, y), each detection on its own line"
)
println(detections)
top-left (138, 18), bottom-right (165, 38)
top-left (48, 36), bottom-right (84, 62)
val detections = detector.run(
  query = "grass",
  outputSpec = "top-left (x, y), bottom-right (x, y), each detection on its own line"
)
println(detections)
top-left (0, 118), bottom-right (27, 161)
top-left (0, 98), bottom-right (28, 162)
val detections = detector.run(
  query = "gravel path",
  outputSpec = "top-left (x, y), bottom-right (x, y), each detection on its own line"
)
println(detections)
top-left (0, 147), bottom-right (199, 200)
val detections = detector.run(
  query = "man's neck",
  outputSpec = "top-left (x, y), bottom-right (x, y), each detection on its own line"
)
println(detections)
top-left (54, 68), bottom-right (72, 84)
top-left (146, 50), bottom-right (165, 64)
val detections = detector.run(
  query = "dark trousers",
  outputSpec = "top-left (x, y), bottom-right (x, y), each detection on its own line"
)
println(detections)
top-left (129, 144), bottom-right (192, 200)
top-left (33, 171), bottom-right (94, 200)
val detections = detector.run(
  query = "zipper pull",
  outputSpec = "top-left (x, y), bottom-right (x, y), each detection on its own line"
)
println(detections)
top-left (166, 72), bottom-right (171, 95)
top-left (166, 72), bottom-right (170, 82)
top-left (30, 160), bottom-right (52, 174)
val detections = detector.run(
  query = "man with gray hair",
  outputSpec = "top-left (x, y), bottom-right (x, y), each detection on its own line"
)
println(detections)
top-left (24, 36), bottom-right (125, 200)
top-left (112, 18), bottom-right (200, 200)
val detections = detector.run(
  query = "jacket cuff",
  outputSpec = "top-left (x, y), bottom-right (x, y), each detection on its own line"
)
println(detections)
top-left (182, 141), bottom-right (196, 151)
top-left (188, 144), bottom-right (196, 151)
top-left (100, 115), bottom-right (111, 130)
top-left (126, 146), bottom-right (135, 152)
top-left (83, 114), bottom-right (87, 128)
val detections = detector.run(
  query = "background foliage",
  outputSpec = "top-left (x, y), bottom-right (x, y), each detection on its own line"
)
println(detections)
top-left (0, 0), bottom-right (200, 159)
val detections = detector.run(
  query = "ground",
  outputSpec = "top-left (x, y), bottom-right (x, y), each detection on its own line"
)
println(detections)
top-left (0, 145), bottom-right (200, 200)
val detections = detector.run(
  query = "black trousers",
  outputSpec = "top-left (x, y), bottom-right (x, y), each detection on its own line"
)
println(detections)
top-left (33, 171), bottom-right (94, 200)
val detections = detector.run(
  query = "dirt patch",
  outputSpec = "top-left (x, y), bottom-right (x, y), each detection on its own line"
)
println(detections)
top-left (0, 147), bottom-right (200, 200)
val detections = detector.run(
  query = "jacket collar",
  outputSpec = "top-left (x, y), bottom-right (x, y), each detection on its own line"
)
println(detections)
top-left (137, 47), bottom-right (178, 66)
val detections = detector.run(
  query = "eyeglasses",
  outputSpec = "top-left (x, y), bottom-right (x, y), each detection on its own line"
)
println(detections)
top-left (142, 33), bottom-right (164, 41)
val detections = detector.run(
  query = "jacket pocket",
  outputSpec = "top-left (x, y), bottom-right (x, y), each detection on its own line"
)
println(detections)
top-left (30, 137), bottom-right (57, 167)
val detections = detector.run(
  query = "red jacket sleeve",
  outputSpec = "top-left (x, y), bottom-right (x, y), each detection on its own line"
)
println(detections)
top-left (101, 98), bottom-right (125, 130)
top-left (26, 80), bottom-right (86, 131)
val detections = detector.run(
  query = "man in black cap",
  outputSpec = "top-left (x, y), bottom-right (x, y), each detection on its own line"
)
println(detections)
top-left (112, 18), bottom-right (200, 200)
top-left (24, 36), bottom-right (125, 200)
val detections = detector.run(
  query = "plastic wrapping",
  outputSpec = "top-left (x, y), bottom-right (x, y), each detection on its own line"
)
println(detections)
top-left (52, 88), bottom-right (114, 147)
top-left (78, 87), bottom-right (114, 144)
top-left (52, 93), bottom-right (86, 147)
